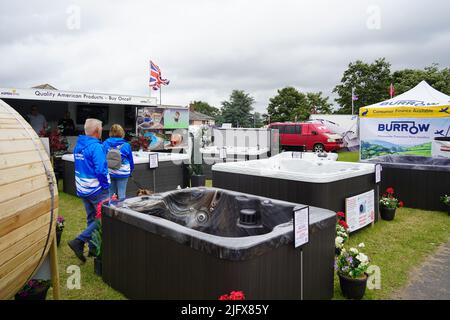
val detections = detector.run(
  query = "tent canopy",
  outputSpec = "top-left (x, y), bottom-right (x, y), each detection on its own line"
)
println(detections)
top-left (365, 80), bottom-right (450, 109)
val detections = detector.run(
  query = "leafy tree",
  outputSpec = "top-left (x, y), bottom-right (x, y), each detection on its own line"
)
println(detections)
top-left (333, 58), bottom-right (391, 114)
top-left (220, 90), bottom-right (255, 127)
top-left (250, 112), bottom-right (264, 128)
top-left (266, 87), bottom-right (308, 122)
top-left (306, 92), bottom-right (333, 114)
top-left (189, 100), bottom-right (220, 118)
top-left (391, 63), bottom-right (450, 95)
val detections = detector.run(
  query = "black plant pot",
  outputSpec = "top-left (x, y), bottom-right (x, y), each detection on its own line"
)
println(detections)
top-left (190, 175), bottom-right (206, 187)
top-left (56, 229), bottom-right (63, 247)
top-left (380, 206), bottom-right (396, 221)
top-left (94, 257), bottom-right (102, 276)
top-left (338, 273), bottom-right (368, 300)
top-left (15, 286), bottom-right (50, 300)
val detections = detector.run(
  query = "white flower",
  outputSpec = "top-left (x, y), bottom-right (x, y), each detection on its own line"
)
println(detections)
top-left (176, 185), bottom-right (181, 189)
top-left (356, 253), bottom-right (368, 264)
top-left (358, 243), bottom-right (365, 248)
top-left (350, 248), bottom-right (359, 254)
top-left (335, 236), bottom-right (344, 247)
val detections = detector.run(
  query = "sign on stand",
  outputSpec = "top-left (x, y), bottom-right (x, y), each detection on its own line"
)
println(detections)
top-left (375, 164), bottom-right (382, 183)
top-left (219, 147), bottom-right (227, 160)
top-left (345, 190), bottom-right (375, 232)
top-left (293, 206), bottom-right (309, 248)
top-left (149, 153), bottom-right (159, 169)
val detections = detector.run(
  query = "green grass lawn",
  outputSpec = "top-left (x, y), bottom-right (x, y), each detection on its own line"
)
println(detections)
top-left (50, 179), bottom-right (450, 300)
top-left (333, 208), bottom-right (450, 299)
top-left (337, 151), bottom-right (359, 162)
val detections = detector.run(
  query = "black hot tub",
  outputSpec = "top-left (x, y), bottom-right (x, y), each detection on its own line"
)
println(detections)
top-left (101, 187), bottom-right (336, 300)
top-left (363, 155), bottom-right (450, 211)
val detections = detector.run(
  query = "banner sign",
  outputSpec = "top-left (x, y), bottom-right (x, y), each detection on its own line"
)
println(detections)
top-left (345, 190), bottom-right (375, 232)
top-left (360, 117), bottom-right (450, 159)
top-left (293, 206), bottom-right (309, 248)
top-left (0, 87), bottom-right (157, 106)
top-left (136, 107), bottom-right (189, 130)
top-left (359, 105), bottom-right (450, 118)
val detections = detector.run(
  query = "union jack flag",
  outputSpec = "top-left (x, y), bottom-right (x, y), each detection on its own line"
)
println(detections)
top-left (149, 60), bottom-right (170, 90)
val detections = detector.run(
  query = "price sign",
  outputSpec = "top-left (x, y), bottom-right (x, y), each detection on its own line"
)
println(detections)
top-left (375, 164), bottom-right (382, 183)
top-left (219, 147), bottom-right (227, 159)
top-left (293, 206), bottom-right (309, 248)
top-left (149, 153), bottom-right (159, 169)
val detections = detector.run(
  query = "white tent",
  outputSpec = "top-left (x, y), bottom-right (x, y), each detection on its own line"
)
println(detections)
top-left (359, 81), bottom-right (450, 159)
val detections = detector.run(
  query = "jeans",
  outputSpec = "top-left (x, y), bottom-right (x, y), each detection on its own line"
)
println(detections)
top-left (77, 189), bottom-right (109, 250)
top-left (109, 177), bottom-right (129, 201)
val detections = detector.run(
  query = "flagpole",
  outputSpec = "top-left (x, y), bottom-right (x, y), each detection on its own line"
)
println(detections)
top-left (351, 87), bottom-right (354, 115)
top-left (159, 86), bottom-right (162, 105)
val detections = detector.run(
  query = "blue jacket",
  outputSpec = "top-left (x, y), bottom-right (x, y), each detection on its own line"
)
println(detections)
top-left (74, 135), bottom-right (110, 197)
top-left (103, 137), bottom-right (135, 178)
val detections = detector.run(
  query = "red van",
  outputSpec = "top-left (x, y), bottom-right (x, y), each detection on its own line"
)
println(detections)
top-left (269, 122), bottom-right (343, 152)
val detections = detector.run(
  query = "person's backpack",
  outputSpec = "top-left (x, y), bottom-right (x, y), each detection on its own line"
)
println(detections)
top-left (107, 144), bottom-right (124, 170)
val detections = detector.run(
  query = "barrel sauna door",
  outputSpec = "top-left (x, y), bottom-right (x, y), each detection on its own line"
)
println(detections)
top-left (0, 99), bottom-right (58, 299)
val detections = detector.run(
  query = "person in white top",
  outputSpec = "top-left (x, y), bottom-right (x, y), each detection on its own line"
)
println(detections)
top-left (27, 105), bottom-right (47, 134)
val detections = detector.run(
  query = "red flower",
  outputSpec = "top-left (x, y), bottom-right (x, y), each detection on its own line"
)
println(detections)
top-left (399, 201), bottom-right (404, 207)
top-left (229, 291), bottom-right (245, 300)
top-left (386, 187), bottom-right (394, 194)
top-left (339, 220), bottom-right (349, 229)
top-left (336, 211), bottom-right (345, 218)
top-left (218, 294), bottom-right (229, 300)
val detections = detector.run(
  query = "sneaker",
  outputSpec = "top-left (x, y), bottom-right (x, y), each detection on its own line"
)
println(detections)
top-left (68, 239), bottom-right (86, 263)
top-left (88, 248), bottom-right (97, 257)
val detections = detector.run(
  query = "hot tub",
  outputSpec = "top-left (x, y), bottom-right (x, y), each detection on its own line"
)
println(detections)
top-left (62, 152), bottom-right (189, 197)
top-left (101, 187), bottom-right (336, 300)
top-left (212, 156), bottom-right (378, 216)
top-left (362, 155), bottom-right (450, 211)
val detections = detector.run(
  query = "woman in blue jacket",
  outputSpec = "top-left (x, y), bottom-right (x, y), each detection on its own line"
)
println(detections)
top-left (103, 124), bottom-right (135, 200)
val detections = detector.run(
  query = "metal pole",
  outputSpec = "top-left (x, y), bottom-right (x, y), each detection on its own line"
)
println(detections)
top-left (159, 86), bottom-right (162, 105)
top-left (351, 87), bottom-right (355, 115)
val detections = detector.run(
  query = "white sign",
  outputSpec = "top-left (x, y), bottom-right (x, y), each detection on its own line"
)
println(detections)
top-left (293, 206), bottom-right (309, 248)
top-left (0, 87), bottom-right (158, 106)
top-left (219, 147), bottom-right (227, 159)
top-left (345, 190), bottom-right (375, 232)
top-left (149, 153), bottom-right (159, 169)
top-left (375, 164), bottom-right (382, 183)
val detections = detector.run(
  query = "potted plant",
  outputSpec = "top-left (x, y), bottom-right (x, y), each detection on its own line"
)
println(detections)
top-left (335, 212), bottom-right (349, 256)
top-left (379, 187), bottom-right (403, 221)
top-left (15, 279), bottom-right (51, 300)
top-left (440, 195), bottom-right (450, 215)
top-left (189, 129), bottom-right (206, 187)
top-left (335, 243), bottom-right (370, 300)
top-left (56, 215), bottom-right (65, 247)
top-left (91, 219), bottom-right (103, 276)
top-left (218, 290), bottom-right (245, 300)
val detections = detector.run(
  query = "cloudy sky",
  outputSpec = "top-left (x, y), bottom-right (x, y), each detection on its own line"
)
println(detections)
top-left (1, 0), bottom-right (449, 113)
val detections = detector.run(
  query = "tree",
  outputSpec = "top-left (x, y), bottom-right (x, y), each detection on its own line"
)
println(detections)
top-left (266, 87), bottom-right (308, 122)
top-left (306, 92), bottom-right (333, 114)
top-left (251, 112), bottom-right (264, 128)
top-left (220, 90), bottom-right (255, 127)
top-left (333, 58), bottom-right (391, 114)
top-left (189, 100), bottom-right (220, 118)
top-left (391, 63), bottom-right (450, 96)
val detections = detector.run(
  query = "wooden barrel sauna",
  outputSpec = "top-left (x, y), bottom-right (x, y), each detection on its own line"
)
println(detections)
top-left (0, 99), bottom-right (58, 299)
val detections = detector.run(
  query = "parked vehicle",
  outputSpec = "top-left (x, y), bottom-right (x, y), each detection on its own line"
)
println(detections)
top-left (269, 122), bottom-right (343, 152)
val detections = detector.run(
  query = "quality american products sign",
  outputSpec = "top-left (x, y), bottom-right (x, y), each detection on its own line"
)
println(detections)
top-left (359, 105), bottom-right (450, 160)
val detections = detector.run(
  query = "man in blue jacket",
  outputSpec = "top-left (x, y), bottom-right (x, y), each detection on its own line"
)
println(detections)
top-left (68, 118), bottom-right (110, 262)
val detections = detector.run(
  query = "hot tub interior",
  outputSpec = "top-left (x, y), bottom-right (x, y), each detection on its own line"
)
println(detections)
top-left (123, 188), bottom-right (296, 237)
